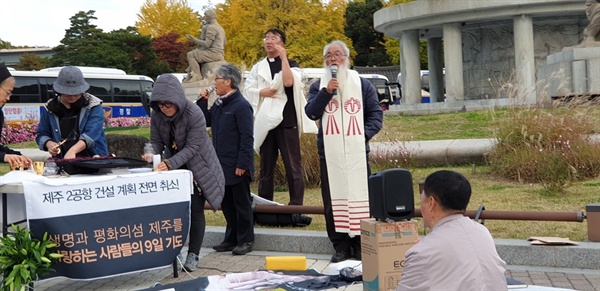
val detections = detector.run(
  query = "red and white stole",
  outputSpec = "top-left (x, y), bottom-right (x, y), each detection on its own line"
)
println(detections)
top-left (320, 70), bottom-right (369, 235)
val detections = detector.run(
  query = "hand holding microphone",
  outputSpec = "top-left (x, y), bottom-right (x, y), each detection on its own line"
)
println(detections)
top-left (328, 65), bottom-right (338, 95)
top-left (199, 86), bottom-right (215, 100)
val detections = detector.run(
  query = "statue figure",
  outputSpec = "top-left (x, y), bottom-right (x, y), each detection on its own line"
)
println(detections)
top-left (565, 0), bottom-right (600, 50)
top-left (184, 10), bottom-right (226, 83)
top-left (582, 0), bottom-right (600, 46)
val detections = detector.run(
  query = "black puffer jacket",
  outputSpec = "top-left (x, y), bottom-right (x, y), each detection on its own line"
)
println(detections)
top-left (149, 74), bottom-right (225, 210)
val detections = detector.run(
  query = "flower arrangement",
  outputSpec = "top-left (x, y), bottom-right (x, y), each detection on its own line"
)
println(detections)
top-left (0, 225), bottom-right (63, 291)
top-left (1, 118), bottom-right (151, 144)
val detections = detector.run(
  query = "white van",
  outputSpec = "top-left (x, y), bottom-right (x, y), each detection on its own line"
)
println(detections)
top-left (40, 66), bottom-right (127, 75)
top-left (359, 73), bottom-right (400, 108)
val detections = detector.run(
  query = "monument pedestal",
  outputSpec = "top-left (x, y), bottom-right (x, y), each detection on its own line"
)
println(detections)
top-left (537, 47), bottom-right (600, 98)
top-left (182, 60), bottom-right (226, 104)
top-left (182, 80), bottom-right (210, 102)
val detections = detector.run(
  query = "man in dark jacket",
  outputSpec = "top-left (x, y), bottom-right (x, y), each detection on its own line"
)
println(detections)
top-left (198, 63), bottom-right (255, 255)
top-left (150, 73), bottom-right (225, 272)
top-left (305, 40), bottom-right (383, 263)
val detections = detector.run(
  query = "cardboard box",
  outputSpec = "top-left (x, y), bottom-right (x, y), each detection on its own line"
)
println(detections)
top-left (361, 219), bottom-right (418, 291)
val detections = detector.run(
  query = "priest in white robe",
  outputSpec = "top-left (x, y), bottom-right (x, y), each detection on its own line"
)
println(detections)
top-left (305, 40), bottom-right (383, 263)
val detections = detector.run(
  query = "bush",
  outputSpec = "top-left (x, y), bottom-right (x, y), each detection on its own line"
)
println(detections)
top-left (1, 118), bottom-right (151, 145)
top-left (487, 102), bottom-right (600, 192)
top-left (0, 122), bottom-right (37, 144)
top-left (369, 133), bottom-right (417, 172)
top-left (106, 134), bottom-right (150, 159)
top-left (253, 133), bottom-right (321, 190)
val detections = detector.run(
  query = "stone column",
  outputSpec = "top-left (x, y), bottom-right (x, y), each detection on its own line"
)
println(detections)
top-left (400, 30), bottom-right (422, 104)
top-left (514, 15), bottom-right (537, 104)
top-left (427, 37), bottom-right (444, 102)
top-left (443, 23), bottom-right (464, 101)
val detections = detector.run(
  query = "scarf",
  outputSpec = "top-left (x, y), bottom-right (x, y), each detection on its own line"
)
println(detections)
top-left (253, 72), bottom-right (287, 153)
top-left (320, 69), bottom-right (369, 235)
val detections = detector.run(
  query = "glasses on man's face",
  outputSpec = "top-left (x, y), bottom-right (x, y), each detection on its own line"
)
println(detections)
top-left (263, 36), bottom-right (280, 43)
top-left (214, 77), bottom-right (224, 81)
top-left (158, 102), bottom-right (174, 109)
top-left (0, 87), bottom-right (12, 97)
top-left (325, 52), bottom-right (347, 60)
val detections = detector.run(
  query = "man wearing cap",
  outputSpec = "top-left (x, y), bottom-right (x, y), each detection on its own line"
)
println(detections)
top-left (36, 66), bottom-right (108, 159)
top-left (0, 65), bottom-right (33, 169)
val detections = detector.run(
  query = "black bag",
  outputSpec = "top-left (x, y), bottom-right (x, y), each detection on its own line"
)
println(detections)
top-left (254, 213), bottom-right (312, 227)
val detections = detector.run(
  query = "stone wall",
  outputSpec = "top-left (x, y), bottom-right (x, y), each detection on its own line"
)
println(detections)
top-left (461, 16), bottom-right (586, 100)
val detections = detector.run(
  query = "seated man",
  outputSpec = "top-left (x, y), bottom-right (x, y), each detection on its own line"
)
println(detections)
top-left (397, 170), bottom-right (507, 290)
top-left (185, 9), bottom-right (226, 82)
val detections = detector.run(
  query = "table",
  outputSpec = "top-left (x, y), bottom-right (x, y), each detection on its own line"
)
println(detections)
top-left (0, 169), bottom-right (193, 280)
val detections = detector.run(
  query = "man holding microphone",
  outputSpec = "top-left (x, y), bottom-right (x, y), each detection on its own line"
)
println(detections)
top-left (305, 40), bottom-right (383, 262)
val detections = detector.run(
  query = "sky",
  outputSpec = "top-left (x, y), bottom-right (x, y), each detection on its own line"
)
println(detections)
top-left (0, 0), bottom-right (223, 48)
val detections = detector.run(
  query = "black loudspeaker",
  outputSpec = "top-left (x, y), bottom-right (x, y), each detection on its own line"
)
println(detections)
top-left (368, 168), bottom-right (415, 221)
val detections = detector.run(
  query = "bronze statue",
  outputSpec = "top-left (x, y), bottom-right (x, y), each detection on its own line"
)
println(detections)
top-left (184, 10), bottom-right (226, 83)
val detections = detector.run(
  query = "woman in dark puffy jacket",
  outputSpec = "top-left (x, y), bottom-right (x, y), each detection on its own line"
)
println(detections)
top-left (149, 73), bottom-right (225, 272)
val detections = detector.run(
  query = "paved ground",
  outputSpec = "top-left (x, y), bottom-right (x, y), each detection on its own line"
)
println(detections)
top-left (33, 248), bottom-right (600, 291)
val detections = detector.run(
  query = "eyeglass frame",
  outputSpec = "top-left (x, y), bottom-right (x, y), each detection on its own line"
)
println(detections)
top-left (324, 52), bottom-right (347, 60)
top-left (0, 87), bottom-right (12, 97)
top-left (263, 36), bottom-right (281, 42)
top-left (158, 101), bottom-right (175, 109)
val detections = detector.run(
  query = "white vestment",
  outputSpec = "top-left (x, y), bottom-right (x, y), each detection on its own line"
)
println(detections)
top-left (319, 70), bottom-right (369, 235)
top-left (244, 58), bottom-right (318, 153)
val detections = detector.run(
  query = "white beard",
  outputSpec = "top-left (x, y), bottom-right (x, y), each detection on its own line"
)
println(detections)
top-left (323, 63), bottom-right (350, 87)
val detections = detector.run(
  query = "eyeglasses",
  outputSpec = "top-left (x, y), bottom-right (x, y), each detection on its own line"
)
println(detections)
top-left (325, 52), bottom-right (347, 60)
top-left (263, 36), bottom-right (280, 42)
top-left (158, 102), bottom-right (174, 109)
top-left (0, 87), bottom-right (12, 97)
top-left (215, 77), bottom-right (224, 81)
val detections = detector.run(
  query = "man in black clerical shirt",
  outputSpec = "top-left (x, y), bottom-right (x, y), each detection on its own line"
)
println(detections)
top-left (244, 28), bottom-right (307, 206)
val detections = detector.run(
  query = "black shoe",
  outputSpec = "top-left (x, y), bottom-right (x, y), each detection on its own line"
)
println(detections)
top-left (213, 241), bottom-right (236, 252)
top-left (331, 250), bottom-right (351, 263)
top-left (232, 242), bottom-right (253, 255)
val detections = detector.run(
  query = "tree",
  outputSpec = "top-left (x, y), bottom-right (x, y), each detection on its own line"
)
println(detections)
top-left (51, 11), bottom-right (168, 77)
top-left (345, 0), bottom-right (391, 67)
top-left (383, 0), bottom-right (429, 68)
top-left (0, 39), bottom-right (12, 50)
top-left (136, 0), bottom-right (200, 42)
top-left (51, 10), bottom-right (106, 66)
top-left (217, 0), bottom-right (350, 68)
top-left (16, 53), bottom-right (50, 71)
top-left (152, 32), bottom-right (191, 72)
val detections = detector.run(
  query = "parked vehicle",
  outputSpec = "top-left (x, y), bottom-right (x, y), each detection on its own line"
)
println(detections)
top-left (301, 68), bottom-right (400, 110)
top-left (5, 68), bottom-right (154, 121)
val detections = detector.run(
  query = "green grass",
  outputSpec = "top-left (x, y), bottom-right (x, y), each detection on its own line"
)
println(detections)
top-left (5, 108), bottom-right (600, 240)
top-left (375, 107), bottom-right (600, 141)
top-left (214, 165), bottom-right (597, 241)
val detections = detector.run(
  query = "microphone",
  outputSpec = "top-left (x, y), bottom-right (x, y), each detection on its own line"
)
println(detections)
top-left (330, 65), bottom-right (338, 95)
top-left (196, 86), bottom-right (215, 102)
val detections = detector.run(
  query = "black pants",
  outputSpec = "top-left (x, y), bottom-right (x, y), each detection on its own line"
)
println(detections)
top-left (320, 158), bottom-right (370, 252)
top-left (221, 176), bottom-right (255, 244)
top-left (188, 187), bottom-right (206, 255)
top-left (258, 126), bottom-right (304, 205)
